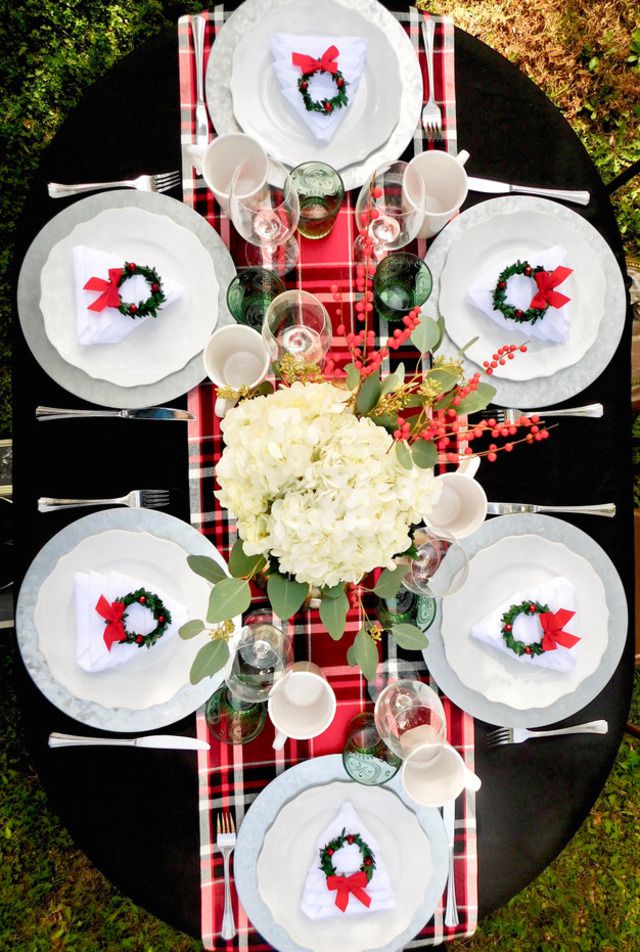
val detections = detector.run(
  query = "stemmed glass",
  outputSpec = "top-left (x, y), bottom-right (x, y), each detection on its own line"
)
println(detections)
top-left (397, 527), bottom-right (469, 598)
top-left (229, 156), bottom-right (300, 276)
top-left (205, 611), bottom-right (291, 745)
top-left (374, 680), bottom-right (447, 761)
top-left (262, 290), bottom-right (332, 368)
top-left (353, 161), bottom-right (425, 264)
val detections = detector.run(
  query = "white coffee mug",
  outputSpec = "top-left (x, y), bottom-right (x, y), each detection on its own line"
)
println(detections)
top-left (203, 324), bottom-right (270, 417)
top-left (408, 149), bottom-right (470, 239)
top-left (187, 133), bottom-right (267, 214)
top-left (268, 662), bottom-right (336, 750)
top-left (425, 470), bottom-right (488, 540)
top-left (402, 741), bottom-right (481, 807)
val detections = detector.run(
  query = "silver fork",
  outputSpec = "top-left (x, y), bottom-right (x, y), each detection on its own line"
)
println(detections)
top-left (217, 812), bottom-right (237, 941)
top-left (482, 403), bottom-right (603, 423)
top-left (420, 18), bottom-right (443, 138)
top-left (38, 489), bottom-right (170, 512)
top-left (47, 171), bottom-right (181, 199)
top-left (486, 719), bottom-right (608, 748)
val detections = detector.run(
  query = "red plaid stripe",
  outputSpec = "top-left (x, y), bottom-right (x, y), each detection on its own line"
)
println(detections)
top-left (178, 8), bottom-right (478, 949)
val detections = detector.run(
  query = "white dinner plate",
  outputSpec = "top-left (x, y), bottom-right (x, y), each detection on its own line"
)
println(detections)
top-left (423, 515), bottom-right (627, 728)
top-left (230, 0), bottom-right (401, 171)
top-left (234, 756), bottom-right (448, 952)
top-left (40, 205), bottom-right (219, 387)
top-left (423, 196), bottom-right (626, 407)
top-left (206, 0), bottom-right (423, 191)
top-left (16, 508), bottom-right (241, 732)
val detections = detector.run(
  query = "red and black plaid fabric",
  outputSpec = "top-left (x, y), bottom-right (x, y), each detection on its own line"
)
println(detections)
top-left (178, 7), bottom-right (478, 949)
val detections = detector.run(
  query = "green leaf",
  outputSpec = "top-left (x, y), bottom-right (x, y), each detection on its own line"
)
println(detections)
top-left (459, 335), bottom-right (479, 356)
top-left (391, 623), bottom-right (429, 650)
top-left (431, 316), bottom-right (446, 353)
top-left (411, 438), bottom-right (438, 469)
top-left (267, 572), bottom-right (309, 619)
top-left (353, 628), bottom-right (379, 681)
top-left (371, 412), bottom-right (397, 430)
top-left (426, 369), bottom-right (458, 393)
top-left (346, 642), bottom-right (358, 667)
top-left (189, 640), bottom-right (230, 684)
top-left (379, 363), bottom-right (405, 397)
top-left (228, 538), bottom-right (266, 579)
top-left (345, 363), bottom-right (361, 390)
top-left (374, 564), bottom-right (410, 599)
top-left (252, 380), bottom-right (274, 396)
top-left (207, 577), bottom-right (251, 623)
top-left (456, 381), bottom-right (497, 414)
top-left (395, 440), bottom-right (413, 469)
top-left (319, 591), bottom-right (350, 640)
top-left (187, 555), bottom-right (228, 585)
top-left (356, 373), bottom-right (382, 414)
top-left (321, 583), bottom-right (346, 599)
top-left (410, 316), bottom-right (441, 354)
top-left (179, 619), bottom-right (206, 640)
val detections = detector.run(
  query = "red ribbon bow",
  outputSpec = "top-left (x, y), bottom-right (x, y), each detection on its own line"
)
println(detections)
top-left (83, 268), bottom-right (123, 312)
top-left (529, 266), bottom-right (573, 311)
top-left (95, 595), bottom-right (127, 651)
top-left (326, 871), bottom-right (372, 912)
top-left (292, 45), bottom-right (340, 75)
top-left (539, 608), bottom-right (580, 652)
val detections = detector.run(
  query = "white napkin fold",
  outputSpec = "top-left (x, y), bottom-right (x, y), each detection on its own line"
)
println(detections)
top-left (270, 33), bottom-right (367, 142)
top-left (72, 245), bottom-right (182, 346)
top-left (74, 570), bottom-right (188, 672)
top-left (470, 576), bottom-right (579, 672)
top-left (467, 246), bottom-right (572, 343)
top-left (300, 802), bottom-right (394, 921)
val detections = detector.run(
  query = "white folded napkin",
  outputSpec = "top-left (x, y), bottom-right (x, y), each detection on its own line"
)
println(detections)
top-left (468, 246), bottom-right (572, 343)
top-left (300, 802), bottom-right (394, 921)
top-left (74, 570), bottom-right (188, 672)
top-left (270, 33), bottom-right (367, 142)
top-left (470, 576), bottom-right (579, 672)
top-left (72, 245), bottom-right (182, 346)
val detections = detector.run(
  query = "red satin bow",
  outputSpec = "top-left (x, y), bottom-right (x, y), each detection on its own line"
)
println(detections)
top-left (292, 45), bottom-right (340, 75)
top-left (326, 871), bottom-right (372, 912)
top-left (539, 608), bottom-right (580, 652)
top-left (83, 268), bottom-right (123, 312)
top-left (95, 595), bottom-right (127, 651)
top-left (529, 266), bottom-right (573, 311)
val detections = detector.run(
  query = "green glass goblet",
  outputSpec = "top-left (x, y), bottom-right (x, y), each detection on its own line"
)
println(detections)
top-left (204, 684), bottom-right (267, 746)
top-left (226, 268), bottom-right (286, 331)
top-left (342, 712), bottom-right (402, 786)
top-left (373, 252), bottom-right (432, 322)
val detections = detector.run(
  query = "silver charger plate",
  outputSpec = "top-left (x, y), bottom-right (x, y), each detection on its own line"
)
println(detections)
top-left (17, 190), bottom-right (236, 409)
top-left (423, 196), bottom-right (627, 407)
top-left (423, 514), bottom-right (628, 728)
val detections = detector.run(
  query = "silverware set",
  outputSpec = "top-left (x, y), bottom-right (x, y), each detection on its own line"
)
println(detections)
top-left (486, 720), bottom-right (608, 748)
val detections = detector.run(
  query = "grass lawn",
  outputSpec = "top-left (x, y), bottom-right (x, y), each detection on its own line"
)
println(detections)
top-left (1, 1), bottom-right (639, 950)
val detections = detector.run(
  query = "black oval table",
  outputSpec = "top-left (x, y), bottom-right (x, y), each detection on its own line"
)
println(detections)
top-left (11, 5), bottom-right (635, 946)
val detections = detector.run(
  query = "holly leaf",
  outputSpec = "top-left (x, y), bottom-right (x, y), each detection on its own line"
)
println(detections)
top-left (356, 373), bottom-right (382, 414)
top-left (207, 577), bottom-right (251, 623)
top-left (456, 381), bottom-right (497, 414)
top-left (352, 628), bottom-right (379, 682)
top-left (319, 591), bottom-right (350, 640)
top-left (189, 640), bottom-right (230, 684)
top-left (410, 316), bottom-right (441, 354)
top-left (345, 363), bottom-right (361, 390)
top-left (187, 555), bottom-right (228, 585)
top-left (179, 619), bottom-right (207, 640)
top-left (374, 564), bottom-right (410, 599)
top-left (395, 440), bottom-right (413, 470)
top-left (228, 538), bottom-right (266, 579)
top-left (391, 623), bottom-right (429, 650)
top-left (267, 572), bottom-right (309, 619)
top-left (411, 438), bottom-right (438, 469)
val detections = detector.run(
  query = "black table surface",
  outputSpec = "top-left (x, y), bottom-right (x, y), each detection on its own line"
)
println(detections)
top-left (11, 8), bottom-right (635, 946)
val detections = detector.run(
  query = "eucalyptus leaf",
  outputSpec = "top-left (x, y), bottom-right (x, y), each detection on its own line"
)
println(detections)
top-left (186, 555), bottom-right (228, 585)
top-left (371, 413), bottom-right (397, 431)
top-left (321, 583), bottom-right (346, 600)
top-left (207, 577), bottom-right (251, 624)
top-left (395, 440), bottom-right (413, 469)
top-left (189, 639), bottom-right (230, 684)
top-left (346, 642), bottom-right (358, 667)
top-left (457, 381), bottom-right (497, 414)
top-left (179, 619), bottom-right (206, 640)
top-left (252, 380), bottom-right (275, 396)
top-left (228, 538), bottom-right (266, 579)
top-left (411, 438), bottom-right (438, 469)
top-left (374, 564), bottom-right (410, 599)
top-left (267, 572), bottom-right (309, 619)
top-left (432, 316), bottom-right (446, 353)
top-left (410, 316), bottom-right (441, 354)
top-left (391, 623), bottom-right (429, 650)
top-left (356, 373), bottom-right (382, 414)
top-left (426, 368), bottom-right (458, 393)
top-left (353, 628), bottom-right (379, 682)
top-left (459, 335), bottom-right (479, 356)
top-left (345, 363), bottom-right (361, 390)
top-left (379, 363), bottom-right (405, 397)
top-left (319, 591), bottom-right (349, 640)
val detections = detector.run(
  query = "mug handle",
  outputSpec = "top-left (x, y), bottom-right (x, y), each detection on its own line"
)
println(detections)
top-left (464, 766), bottom-right (482, 791)
top-left (186, 143), bottom-right (207, 174)
top-left (457, 456), bottom-right (480, 478)
top-left (214, 395), bottom-right (238, 418)
top-left (457, 149), bottom-right (470, 167)
top-left (272, 730), bottom-right (288, 751)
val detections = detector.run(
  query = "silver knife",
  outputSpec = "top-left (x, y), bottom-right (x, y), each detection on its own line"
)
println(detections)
top-left (48, 732), bottom-right (209, 750)
top-left (36, 406), bottom-right (196, 422)
top-left (191, 15), bottom-right (209, 147)
top-left (443, 798), bottom-right (459, 928)
top-left (487, 502), bottom-right (616, 518)
top-left (467, 175), bottom-right (590, 206)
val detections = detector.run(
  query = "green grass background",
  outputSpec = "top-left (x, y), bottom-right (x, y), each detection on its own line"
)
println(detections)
top-left (1, 1), bottom-right (640, 950)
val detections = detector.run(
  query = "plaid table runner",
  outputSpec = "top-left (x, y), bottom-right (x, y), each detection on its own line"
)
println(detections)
top-left (178, 7), bottom-right (478, 949)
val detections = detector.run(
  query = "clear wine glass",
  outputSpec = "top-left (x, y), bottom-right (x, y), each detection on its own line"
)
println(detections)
top-left (229, 156), bottom-right (300, 276)
top-left (353, 161), bottom-right (425, 264)
top-left (397, 527), bottom-right (469, 598)
top-left (262, 289), bottom-right (332, 367)
top-left (373, 680), bottom-right (446, 761)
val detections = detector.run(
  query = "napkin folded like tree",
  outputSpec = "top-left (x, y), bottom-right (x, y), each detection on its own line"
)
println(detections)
top-left (300, 802), bottom-right (395, 920)
top-left (468, 246), bottom-right (572, 343)
top-left (74, 570), bottom-right (188, 672)
top-left (270, 33), bottom-right (367, 143)
top-left (470, 576), bottom-right (580, 672)
top-left (72, 245), bottom-right (183, 346)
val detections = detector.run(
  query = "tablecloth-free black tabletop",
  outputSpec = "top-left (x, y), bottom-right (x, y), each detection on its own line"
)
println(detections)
top-left (11, 9), bottom-right (634, 945)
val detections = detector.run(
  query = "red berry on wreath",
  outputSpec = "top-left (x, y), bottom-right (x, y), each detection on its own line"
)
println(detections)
top-left (135, 634), bottom-right (145, 645)
top-left (324, 101), bottom-right (332, 112)
top-left (515, 309), bottom-right (523, 318)
top-left (525, 646), bottom-right (532, 654)
top-left (337, 77), bottom-right (344, 87)
top-left (138, 595), bottom-right (146, 604)
top-left (129, 304), bottom-right (138, 314)
top-left (364, 857), bottom-right (373, 866)
top-left (127, 262), bottom-right (137, 271)
top-left (300, 81), bottom-right (308, 91)
top-left (151, 282), bottom-right (160, 292)
top-left (158, 616), bottom-right (165, 624)
top-left (347, 835), bottom-right (354, 844)
top-left (498, 280), bottom-right (507, 289)
top-left (326, 848), bottom-right (334, 856)
top-left (524, 266), bottom-right (532, 276)
top-left (505, 624), bottom-right (512, 632)
top-left (528, 604), bottom-right (536, 613)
